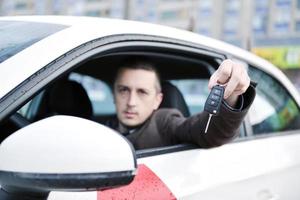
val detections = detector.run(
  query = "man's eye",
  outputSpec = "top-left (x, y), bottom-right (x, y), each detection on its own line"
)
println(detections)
top-left (138, 90), bottom-right (148, 96)
top-left (118, 87), bottom-right (128, 94)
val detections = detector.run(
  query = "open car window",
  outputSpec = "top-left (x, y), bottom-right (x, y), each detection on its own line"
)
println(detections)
top-left (1, 36), bottom-right (226, 151)
top-left (18, 75), bottom-right (212, 125)
top-left (171, 79), bottom-right (209, 115)
top-left (69, 73), bottom-right (116, 115)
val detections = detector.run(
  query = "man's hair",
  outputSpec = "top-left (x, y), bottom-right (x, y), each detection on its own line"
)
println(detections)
top-left (114, 56), bottom-right (162, 92)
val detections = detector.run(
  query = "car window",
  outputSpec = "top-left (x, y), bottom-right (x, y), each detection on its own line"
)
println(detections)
top-left (171, 79), bottom-right (209, 115)
top-left (18, 77), bottom-right (209, 122)
top-left (0, 21), bottom-right (67, 63)
top-left (17, 100), bottom-right (32, 117)
top-left (17, 73), bottom-right (115, 122)
top-left (248, 66), bottom-right (300, 134)
top-left (69, 73), bottom-right (115, 115)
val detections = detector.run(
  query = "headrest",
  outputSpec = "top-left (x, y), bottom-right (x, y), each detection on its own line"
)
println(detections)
top-left (35, 79), bottom-right (93, 120)
top-left (159, 81), bottom-right (190, 117)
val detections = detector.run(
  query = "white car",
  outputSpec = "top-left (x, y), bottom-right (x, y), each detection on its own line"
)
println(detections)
top-left (0, 16), bottom-right (300, 200)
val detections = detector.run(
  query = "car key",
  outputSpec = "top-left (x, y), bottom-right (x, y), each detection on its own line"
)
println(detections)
top-left (204, 85), bottom-right (225, 133)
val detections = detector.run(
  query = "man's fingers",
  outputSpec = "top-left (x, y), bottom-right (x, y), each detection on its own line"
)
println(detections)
top-left (208, 72), bottom-right (219, 89)
top-left (208, 59), bottom-right (233, 89)
top-left (225, 69), bottom-right (250, 98)
top-left (235, 75), bottom-right (250, 95)
top-left (208, 59), bottom-right (250, 99)
top-left (224, 65), bottom-right (240, 99)
top-left (216, 60), bottom-right (233, 85)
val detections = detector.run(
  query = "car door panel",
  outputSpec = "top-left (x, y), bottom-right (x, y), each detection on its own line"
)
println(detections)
top-left (137, 134), bottom-right (300, 199)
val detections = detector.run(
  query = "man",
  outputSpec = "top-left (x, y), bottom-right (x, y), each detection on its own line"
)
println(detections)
top-left (107, 57), bottom-right (255, 150)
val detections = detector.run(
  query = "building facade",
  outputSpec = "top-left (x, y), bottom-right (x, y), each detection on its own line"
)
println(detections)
top-left (1, 0), bottom-right (299, 46)
top-left (0, 0), bottom-right (300, 71)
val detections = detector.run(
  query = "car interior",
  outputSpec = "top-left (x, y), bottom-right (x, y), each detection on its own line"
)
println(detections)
top-left (0, 50), bottom-right (223, 154)
top-left (33, 78), bottom-right (94, 121)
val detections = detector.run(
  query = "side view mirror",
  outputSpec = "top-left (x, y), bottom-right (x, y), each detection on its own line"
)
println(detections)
top-left (0, 116), bottom-right (137, 200)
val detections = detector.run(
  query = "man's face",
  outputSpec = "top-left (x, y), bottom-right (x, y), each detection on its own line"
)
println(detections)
top-left (114, 68), bottom-right (163, 127)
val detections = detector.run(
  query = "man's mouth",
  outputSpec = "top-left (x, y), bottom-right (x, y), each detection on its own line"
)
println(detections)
top-left (124, 111), bottom-right (137, 118)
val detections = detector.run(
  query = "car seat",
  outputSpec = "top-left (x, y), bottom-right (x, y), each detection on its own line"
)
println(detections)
top-left (159, 81), bottom-right (190, 117)
top-left (34, 79), bottom-right (93, 121)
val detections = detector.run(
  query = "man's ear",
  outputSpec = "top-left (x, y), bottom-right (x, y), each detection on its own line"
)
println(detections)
top-left (154, 92), bottom-right (163, 110)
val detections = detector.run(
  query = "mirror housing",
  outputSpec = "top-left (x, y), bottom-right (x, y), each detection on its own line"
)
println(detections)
top-left (0, 116), bottom-right (136, 199)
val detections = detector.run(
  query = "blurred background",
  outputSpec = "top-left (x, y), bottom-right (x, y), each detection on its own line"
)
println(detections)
top-left (1, 0), bottom-right (300, 90)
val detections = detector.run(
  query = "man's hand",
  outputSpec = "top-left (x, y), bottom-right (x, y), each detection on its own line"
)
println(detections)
top-left (208, 59), bottom-right (250, 108)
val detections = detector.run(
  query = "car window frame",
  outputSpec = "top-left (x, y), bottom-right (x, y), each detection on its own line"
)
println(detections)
top-left (0, 34), bottom-right (226, 121)
top-left (0, 34), bottom-right (230, 155)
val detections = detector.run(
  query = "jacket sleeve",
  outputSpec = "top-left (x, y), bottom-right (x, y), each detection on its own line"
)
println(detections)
top-left (157, 84), bottom-right (256, 148)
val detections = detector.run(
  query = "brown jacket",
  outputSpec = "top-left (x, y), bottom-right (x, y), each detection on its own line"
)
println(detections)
top-left (108, 85), bottom-right (256, 150)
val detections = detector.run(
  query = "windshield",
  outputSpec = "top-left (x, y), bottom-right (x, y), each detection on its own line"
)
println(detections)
top-left (0, 21), bottom-right (67, 63)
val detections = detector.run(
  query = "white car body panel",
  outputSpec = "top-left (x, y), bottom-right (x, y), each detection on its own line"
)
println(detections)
top-left (49, 191), bottom-right (96, 200)
top-left (138, 133), bottom-right (300, 199)
top-left (46, 133), bottom-right (300, 199)
top-left (0, 16), bottom-right (299, 107)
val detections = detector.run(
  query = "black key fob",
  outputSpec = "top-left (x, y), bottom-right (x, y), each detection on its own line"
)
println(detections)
top-left (204, 85), bottom-right (225, 116)
top-left (204, 85), bottom-right (225, 133)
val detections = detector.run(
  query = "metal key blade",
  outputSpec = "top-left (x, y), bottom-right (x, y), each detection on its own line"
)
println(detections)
top-left (205, 114), bottom-right (213, 133)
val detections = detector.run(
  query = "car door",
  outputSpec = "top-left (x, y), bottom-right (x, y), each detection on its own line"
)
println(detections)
top-left (1, 32), bottom-right (228, 200)
top-left (194, 57), bottom-right (300, 200)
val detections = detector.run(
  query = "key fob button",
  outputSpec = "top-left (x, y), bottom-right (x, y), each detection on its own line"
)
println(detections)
top-left (210, 94), bottom-right (219, 100)
top-left (213, 89), bottom-right (222, 96)
top-left (208, 100), bottom-right (216, 106)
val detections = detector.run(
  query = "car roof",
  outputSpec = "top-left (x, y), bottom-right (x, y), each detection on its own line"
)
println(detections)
top-left (0, 15), bottom-right (299, 105)
top-left (0, 15), bottom-right (276, 66)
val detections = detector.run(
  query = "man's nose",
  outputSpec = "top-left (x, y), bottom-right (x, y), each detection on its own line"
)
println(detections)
top-left (127, 92), bottom-right (137, 106)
